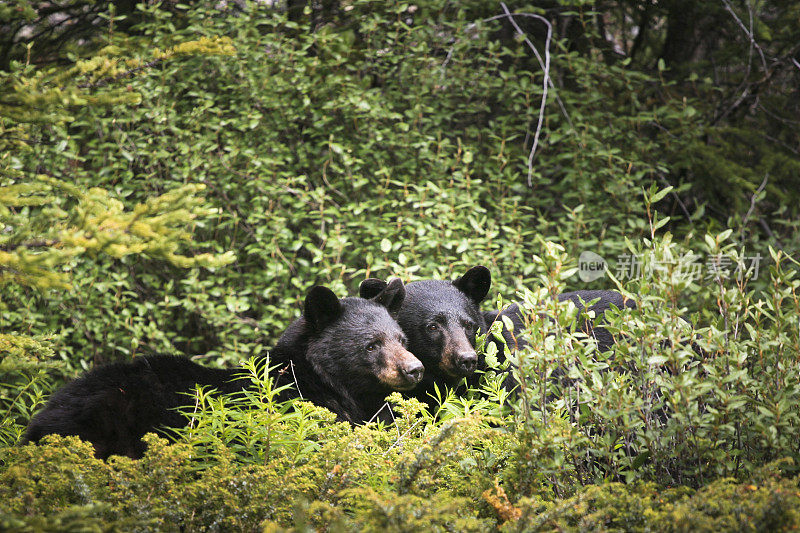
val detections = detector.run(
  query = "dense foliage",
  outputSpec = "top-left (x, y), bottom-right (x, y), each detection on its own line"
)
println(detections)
top-left (1, 0), bottom-right (799, 530)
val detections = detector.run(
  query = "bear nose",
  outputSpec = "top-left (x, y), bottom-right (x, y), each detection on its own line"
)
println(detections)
top-left (401, 361), bottom-right (424, 384)
top-left (455, 351), bottom-right (477, 374)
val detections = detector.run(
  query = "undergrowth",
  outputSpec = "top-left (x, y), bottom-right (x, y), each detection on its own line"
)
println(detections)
top-left (2, 221), bottom-right (799, 530)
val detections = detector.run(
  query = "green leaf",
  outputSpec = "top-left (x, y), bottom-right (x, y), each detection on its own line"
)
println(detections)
top-left (651, 186), bottom-right (673, 204)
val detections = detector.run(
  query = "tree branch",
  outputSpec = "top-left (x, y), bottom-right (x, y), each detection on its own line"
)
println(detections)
top-left (721, 0), bottom-right (768, 73)
top-left (499, 3), bottom-right (552, 187)
top-left (77, 59), bottom-right (164, 89)
top-left (440, 8), bottom-right (574, 185)
top-left (0, 240), bottom-right (59, 251)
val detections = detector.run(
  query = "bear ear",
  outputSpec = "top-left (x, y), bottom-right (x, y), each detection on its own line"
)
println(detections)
top-left (304, 286), bottom-right (342, 332)
top-left (371, 278), bottom-right (405, 314)
top-left (359, 278), bottom-right (388, 299)
top-left (453, 265), bottom-right (491, 305)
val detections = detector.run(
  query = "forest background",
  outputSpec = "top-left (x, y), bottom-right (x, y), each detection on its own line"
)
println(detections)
top-left (1, 0), bottom-right (800, 530)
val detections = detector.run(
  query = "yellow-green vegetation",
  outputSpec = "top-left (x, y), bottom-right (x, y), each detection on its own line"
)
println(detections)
top-left (2, 0), bottom-right (799, 530)
top-left (0, 334), bottom-right (65, 445)
top-left (2, 421), bottom-right (799, 531)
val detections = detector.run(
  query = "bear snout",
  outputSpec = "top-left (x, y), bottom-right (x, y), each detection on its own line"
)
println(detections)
top-left (379, 345), bottom-right (424, 390)
top-left (453, 351), bottom-right (478, 375)
top-left (399, 359), bottom-right (424, 384)
top-left (441, 329), bottom-right (479, 377)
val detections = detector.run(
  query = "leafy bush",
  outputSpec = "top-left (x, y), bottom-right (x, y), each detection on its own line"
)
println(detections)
top-left (3, 0), bottom-right (679, 369)
top-left (2, 0), bottom-right (799, 529)
top-left (3, 424), bottom-right (798, 531)
top-left (0, 334), bottom-right (63, 446)
top-left (171, 357), bottom-right (344, 466)
top-left (503, 194), bottom-right (800, 493)
top-left (509, 460), bottom-right (800, 532)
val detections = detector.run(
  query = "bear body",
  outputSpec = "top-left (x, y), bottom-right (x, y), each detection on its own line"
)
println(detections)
top-left (23, 281), bottom-right (423, 459)
top-left (21, 355), bottom-right (247, 459)
top-left (483, 289), bottom-right (637, 354)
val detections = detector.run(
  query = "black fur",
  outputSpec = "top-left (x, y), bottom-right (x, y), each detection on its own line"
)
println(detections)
top-left (270, 279), bottom-right (421, 424)
top-left (21, 356), bottom-right (244, 460)
top-left (361, 266), bottom-right (491, 405)
top-left (22, 281), bottom-right (422, 459)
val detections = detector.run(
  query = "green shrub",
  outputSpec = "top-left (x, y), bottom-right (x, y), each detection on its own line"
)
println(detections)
top-left (2, 0), bottom-right (800, 529)
top-left (503, 195), bottom-right (800, 492)
top-left (509, 460), bottom-right (800, 532)
top-left (2, 0), bottom-right (676, 369)
top-left (171, 357), bottom-right (347, 466)
top-left (0, 334), bottom-right (64, 446)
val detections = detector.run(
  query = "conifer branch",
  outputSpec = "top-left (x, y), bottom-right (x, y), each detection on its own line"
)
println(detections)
top-left (77, 59), bottom-right (164, 89)
top-left (0, 240), bottom-right (59, 251)
top-left (397, 418), bottom-right (462, 494)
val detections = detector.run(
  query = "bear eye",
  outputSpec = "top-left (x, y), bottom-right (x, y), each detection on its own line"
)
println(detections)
top-left (427, 323), bottom-right (439, 332)
top-left (366, 341), bottom-right (380, 352)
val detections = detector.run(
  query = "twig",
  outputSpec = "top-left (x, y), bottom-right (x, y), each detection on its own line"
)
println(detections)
top-left (763, 133), bottom-right (800, 156)
top-left (483, 13), bottom-right (573, 130)
top-left (439, 9), bottom-right (573, 167)
top-left (271, 242), bottom-right (297, 275)
top-left (387, 402), bottom-right (400, 440)
top-left (288, 360), bottom-right (303, 399)
top-left (367, 401), bottom-right (391, 424)
top-left (746, 1), bottom-right (755, 75)
top-left (721, 0), bottom-right (767, 73)
top-left (757, 103), bottom-right (800, 126)
top-left (648, 120), bottom-right (677, 139)
top-left (714, 85), bottom-right (750, 125)
top-left (739, 172), bottom-right (768, 243)
top-left (233, 315), bottom-right (261, 327)
top-left (712, 1), bottom-right (790, 126)
top-left (499, 3), bottom-right (551, 187)
top-left (657, 173), bottom-right (692, 222)
top-left (383, 416), bottom-right (425, 456)
top-left (439, 44), bottom-right (456, 81)
top-left (759, 218), bottom-right (781, 248)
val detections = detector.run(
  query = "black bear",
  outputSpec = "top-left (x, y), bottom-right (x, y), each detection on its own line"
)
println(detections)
top-left (360, 267), bottom-right (635, 403)
top-left (22, 280), bottom-right (423, 459)
top-left (359, 266), bottom-right (492, 405)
